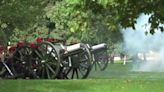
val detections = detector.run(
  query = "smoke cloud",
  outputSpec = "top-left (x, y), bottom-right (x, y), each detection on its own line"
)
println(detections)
top-left (122, 14), bottom-right (164, 72)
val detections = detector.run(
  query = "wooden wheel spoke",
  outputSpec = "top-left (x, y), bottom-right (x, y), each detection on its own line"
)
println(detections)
top-left (48, 62), bottom-right (58, 66)
top-left (14, 57), bottom-right (22, 61)
top-left (35, 50), bottom-right (43, 59)
top-left (45, 67), bottom-right (50, 79)
top-left (47, 52), bottom-right (53, 59)
top-left (78, 68), bottom-right (84, 76)
top-left (48, 49), bottom-right (53, 54)
top-left (50, 52), bottom-right (57, 58)
top-left (80, 58), bottom-right (88, 62)
top-left (46, 64), bottom-right (56, 74)
top-left (18, 50), bottom-right (23, 56)
top-left (71, 69), bottom-right (75, 79)
top-left (41, 68), bottom-right (45, 78)
top-left (65, 68), bottom-right (72, 75)
top-left (79, 52), bottom-right (86, 57)
top-left (25, 48), bottom-right (31, 55)
top-left (79, 63), bottom-right (88, 69)
top-left (75, 69), bottom-right (79, 78)
top-left (96, 61), bottom-right (103, 69)
top-left (39, 46), bottom-right (47, 55)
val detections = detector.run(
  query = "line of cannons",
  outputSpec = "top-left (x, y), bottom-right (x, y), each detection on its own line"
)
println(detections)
top-left (0, 38), bottom-right (109, 79)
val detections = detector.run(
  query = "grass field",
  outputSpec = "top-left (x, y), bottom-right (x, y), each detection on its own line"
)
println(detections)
top-left (0, 61), bottom-right (164, 92)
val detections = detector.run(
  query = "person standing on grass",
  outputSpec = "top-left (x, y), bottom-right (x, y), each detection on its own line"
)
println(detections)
top-left (110, 53), bottom-right (115, 64)
top-left (120, 52), bottom-right (127, 65)
top-left (123, 54), bottom-right (127, 65)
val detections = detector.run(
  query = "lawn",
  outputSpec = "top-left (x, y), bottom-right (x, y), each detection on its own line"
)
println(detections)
top-left (0, 61), bottom-right (164, 92)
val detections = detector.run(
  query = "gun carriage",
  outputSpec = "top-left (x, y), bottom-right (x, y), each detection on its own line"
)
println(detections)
top-left (0, 38), bottom-right (94, 79)
top-left (0, 37), bottom-right (108, 79)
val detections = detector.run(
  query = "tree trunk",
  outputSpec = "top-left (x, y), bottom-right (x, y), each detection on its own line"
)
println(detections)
top-left (0, 30), bottom-right (8, 48)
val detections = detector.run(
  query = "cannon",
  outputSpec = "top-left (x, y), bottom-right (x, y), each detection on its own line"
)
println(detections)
top-left (0, 38), bottom-right (92, 79)
top-left (57, 43), bottom-right (92, 79)
top-left (31, 39), bottom-right (92, 79)
top-left (87, 43), bottom-right (109, 71)
top-left (37, 42), bottom-right (92, 79)
top-left (0, 37), bottom-right (108, 79)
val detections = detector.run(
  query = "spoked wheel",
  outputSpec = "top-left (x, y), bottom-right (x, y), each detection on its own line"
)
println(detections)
top-left (0, 46), bottom-right (32, 79)
top-left (35, 41), bottom-right (60, 79)
top-left (12, 46), bottom-right (34, 78)
top-left (92, 50), bottom-right (109, 71)
top-left (63, 45), bottom-right (92, 79)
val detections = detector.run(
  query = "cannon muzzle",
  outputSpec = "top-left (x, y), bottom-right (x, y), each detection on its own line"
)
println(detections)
top-left (91, 43), bottom-right (107, 51)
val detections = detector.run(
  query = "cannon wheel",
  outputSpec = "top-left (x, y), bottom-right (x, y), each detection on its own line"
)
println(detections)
top-left (63, 45), bottom-right (92, 79)
top-left (35, 41), bottom-right (60, 79)
top-left (11, 46), bottom-right (35, 78)
top-left (0, 46), bottom-right (33, 79)
top-left (92, 50), bottom-right (109, 71)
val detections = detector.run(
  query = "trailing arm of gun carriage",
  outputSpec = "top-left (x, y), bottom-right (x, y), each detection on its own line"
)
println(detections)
top-left (0, 53), bottom-right (14, 76)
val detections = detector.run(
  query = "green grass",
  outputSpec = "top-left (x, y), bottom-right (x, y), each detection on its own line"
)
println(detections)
top-left (1, 62), bottom-right (164, 92)
top-left (89, 62), bottom-right (164, 79)
top-left (1, 79), bottom-right (164, 92)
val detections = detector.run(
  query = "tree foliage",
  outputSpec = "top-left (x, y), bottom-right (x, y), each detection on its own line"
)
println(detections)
top-left (0, 0), bottom-right (163, 47)
top-left (46, 0), bottom-right (123, 46)
top-left (0, 0), bottom-right (46, 29)
top-left (0, 0), bottom-right (48, 45)
top-left (86, 0), bottom-right (164, 34)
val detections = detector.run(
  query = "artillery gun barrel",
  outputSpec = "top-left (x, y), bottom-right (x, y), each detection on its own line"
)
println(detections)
top-left (91, 43), bottom-right (107, 51)
top-left (66, 43), bottom-right (82, 53)
top-left (47, 43), bottom-right (85, 57)
top-left (61, 43), bottom-right (85, 56)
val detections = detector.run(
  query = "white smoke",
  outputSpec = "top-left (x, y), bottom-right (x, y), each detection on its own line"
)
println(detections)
top-left (122, 14), bottom-right (164, 72)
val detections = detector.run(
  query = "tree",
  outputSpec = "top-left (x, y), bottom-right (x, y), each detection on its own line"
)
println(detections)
top-left (46, 0), bottom-right (123, 46)
top-left (0, 0), bottom-right (47, 30)
top-left (1, 0), bottom-right (163, 46)
top-left (0, 0), bottom-right (48, 45)
top-left (83, 0), bottom-right (164, 34)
